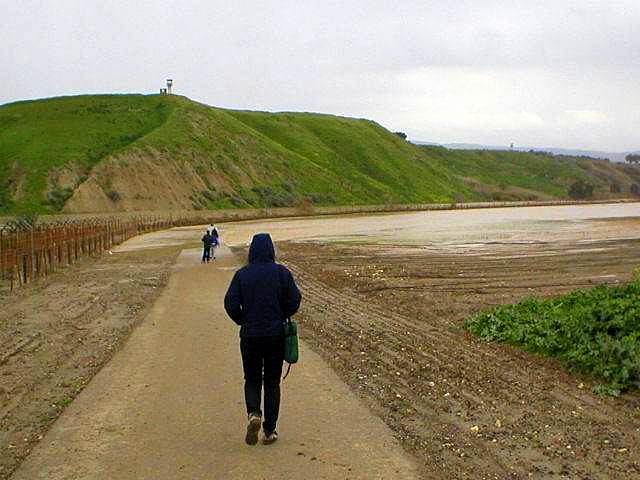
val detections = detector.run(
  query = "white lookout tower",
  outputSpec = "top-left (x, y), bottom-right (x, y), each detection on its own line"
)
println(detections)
top-left (166, 78), bottom-right (173, 95)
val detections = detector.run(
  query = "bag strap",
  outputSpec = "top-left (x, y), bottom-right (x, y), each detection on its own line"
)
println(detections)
top-left (279, 271), bottom-right (294, 381)
top-left (283, 362), bottom-right (292, 380)
top-left (283, 317), bottom-right (292, 381)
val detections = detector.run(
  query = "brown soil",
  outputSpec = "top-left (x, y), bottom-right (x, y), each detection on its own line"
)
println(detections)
top-left (279, 237), bottom-right (640, 479)
top-left (4, 213), bottom-right (640, 479)
top-left (11, 247), bottom-right (418, 480)
top-left (0, 246), bottom-right (179, 479)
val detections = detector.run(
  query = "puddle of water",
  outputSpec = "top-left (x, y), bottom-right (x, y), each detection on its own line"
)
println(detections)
top-left (219, 203), bottom-right (640, 247)
top-left (112, 203), bottom-right (640, 253)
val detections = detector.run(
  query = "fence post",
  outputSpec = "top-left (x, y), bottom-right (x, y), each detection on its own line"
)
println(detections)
top-left (30, 226), bottom-right (36, 282)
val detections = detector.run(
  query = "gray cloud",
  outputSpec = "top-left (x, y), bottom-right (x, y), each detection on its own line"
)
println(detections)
top-left (2, 0), bottom-right (638, 150)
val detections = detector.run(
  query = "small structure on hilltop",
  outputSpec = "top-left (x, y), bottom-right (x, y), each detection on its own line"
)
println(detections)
top-left (160, 78), bottom-right (174, 95)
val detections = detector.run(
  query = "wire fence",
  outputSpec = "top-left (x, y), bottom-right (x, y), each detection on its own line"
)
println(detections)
top-left (1, 198), bottom-right (636, 291)
top-left (0, 209), bottom-right (290, 290)
top-left (0, 217), bottom-right (166, 291)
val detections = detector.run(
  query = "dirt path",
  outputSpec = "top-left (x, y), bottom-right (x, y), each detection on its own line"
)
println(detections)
top-left (0, 246), bottom-right (178, 478)
top-left (11, 246), bottom-right (419, 480)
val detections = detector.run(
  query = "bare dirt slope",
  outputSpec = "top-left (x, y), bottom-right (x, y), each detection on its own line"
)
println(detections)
top-left (11, 246), bottom-right (419, 480)
top-left (280, 236), bottom-right (640, 479)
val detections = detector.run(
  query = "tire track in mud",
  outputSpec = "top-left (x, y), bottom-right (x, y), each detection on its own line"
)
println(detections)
top-left (292, 265), bottom-right (548, 478)
top-left (282, 241), bottom-right (640, 479)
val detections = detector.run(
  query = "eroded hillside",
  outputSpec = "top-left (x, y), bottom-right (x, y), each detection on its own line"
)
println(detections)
top-left (1, 94), bottom-right (638, 214)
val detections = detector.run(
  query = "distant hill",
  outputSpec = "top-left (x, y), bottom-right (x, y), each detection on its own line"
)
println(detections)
top-left (417, 145), bottom-right (640, 202)
top-left (1, 94), bottom-right (639, 214)
top-left (416, 142), bottom-right (637, 163)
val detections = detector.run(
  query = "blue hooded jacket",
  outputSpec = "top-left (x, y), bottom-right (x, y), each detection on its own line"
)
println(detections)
top-left (224, 233), bottom-right (302, 337)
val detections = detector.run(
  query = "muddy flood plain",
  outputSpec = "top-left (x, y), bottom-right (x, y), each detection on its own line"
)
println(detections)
top-left (279, 232), bottom-right (640, 479)
top-left (2, 203), bottom-right (640, 479)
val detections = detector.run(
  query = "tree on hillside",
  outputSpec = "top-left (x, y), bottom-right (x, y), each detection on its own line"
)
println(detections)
top-left (568, 180), bottom-right (594, 199)
top-left (394, 131), bottom-right (408, 140)
top-left (626, 154), bottom-right (640, 164)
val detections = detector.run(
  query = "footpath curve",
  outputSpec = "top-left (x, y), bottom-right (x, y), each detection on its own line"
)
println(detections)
top-left (12, 246), bottom-right (419, 480)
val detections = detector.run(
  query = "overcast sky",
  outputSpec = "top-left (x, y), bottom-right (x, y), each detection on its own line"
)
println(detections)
top-left (2, 0), bottom-right (638, 151)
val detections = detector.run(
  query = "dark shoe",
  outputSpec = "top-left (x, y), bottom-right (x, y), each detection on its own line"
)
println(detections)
top-left (262, 431), bottom-right (278, 445)
top-left (245, 413), bottom-right (261, 445)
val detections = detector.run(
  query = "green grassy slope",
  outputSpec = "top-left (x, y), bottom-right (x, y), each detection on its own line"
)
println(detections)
top-left (0, 94), bottom-right (638, 214)
top-left (0, 95), bottom-right (172, 212)
top-left (226, 110), bottom-right (470, 205)
top-left (420, 145), bottom-right (639, 201)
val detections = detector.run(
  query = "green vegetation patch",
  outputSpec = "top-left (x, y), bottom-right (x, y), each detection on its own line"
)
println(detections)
top-left (466, 277), bottom-right (640, 394)
top-left (0, 94), bottom-right (172, 213)
top-left (227, 111), bottom-right (473, 205)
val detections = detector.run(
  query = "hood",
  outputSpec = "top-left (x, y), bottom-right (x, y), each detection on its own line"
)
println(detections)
top-left (248, 233), bottom-right (276, 263)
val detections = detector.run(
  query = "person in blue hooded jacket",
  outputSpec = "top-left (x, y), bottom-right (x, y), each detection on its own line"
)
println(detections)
top-left (224, 233), bottom-right (302, 446)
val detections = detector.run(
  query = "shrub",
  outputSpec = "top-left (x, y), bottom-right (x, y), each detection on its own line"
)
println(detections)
top-left (296, 197), bottom-right (314, 215)
top-left (568, 180), bottom-right (594, 199)
top-left (466, 279), bottom-right (640, 394)
top-left (250, 186), bottom-right (296, 207)
top-left (106, 190), bottom-right (121, 202)
top-left (46, 186), bottom-right (74, 211)
top-left (201, 189), bottom-right (219, 203)
top-left (394, 131), bottom-right (408, 140)
top-left (0, 164), bottom-right (13, 213)
top-left (626, 154), bottom-right (640, 164)
top-left (0, 184), bottom-right (12, 213)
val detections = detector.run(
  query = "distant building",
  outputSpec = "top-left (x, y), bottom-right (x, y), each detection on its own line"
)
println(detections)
top-left (160, 79), bottom-right (173, 95)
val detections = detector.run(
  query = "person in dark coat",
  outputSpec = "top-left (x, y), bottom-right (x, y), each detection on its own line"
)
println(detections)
top-left (224, 233), bottom-right (302, 445)
top-left (201, 231), bottom-right (213, 263)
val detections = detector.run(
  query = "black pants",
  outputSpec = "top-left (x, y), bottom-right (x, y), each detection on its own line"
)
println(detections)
top-left (240, 336), bottom-right (284, 434)
top-left (202, 246), bottom-right (211, 262)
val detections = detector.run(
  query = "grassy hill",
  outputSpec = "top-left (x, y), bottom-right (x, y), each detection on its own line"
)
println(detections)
top-left (0, 94), bottom-right (639, 214)
top-left (0, 95), bottom-right (171, 213)
top-left (420, 145), bottom-right (640, 201)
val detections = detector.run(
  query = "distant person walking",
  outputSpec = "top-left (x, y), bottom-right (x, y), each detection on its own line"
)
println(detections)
top-left (201, 231), bottom-right (214, 263)
top-left (211, 225), bottom-right (220, 260)
top-left (224, 233), bottom-right (302, 445)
